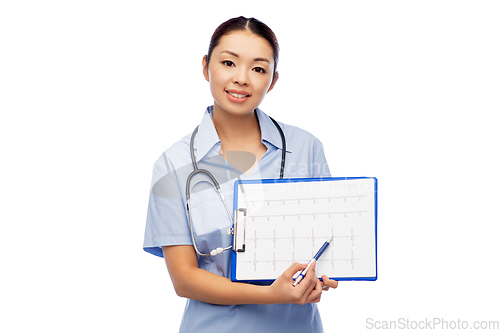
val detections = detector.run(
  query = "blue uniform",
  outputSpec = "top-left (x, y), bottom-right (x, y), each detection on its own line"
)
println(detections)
top-left (144, 106), bottom-right (331, 332)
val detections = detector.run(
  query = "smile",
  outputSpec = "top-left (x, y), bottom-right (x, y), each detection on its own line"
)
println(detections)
top-left (226, 91), bottom-right (250, 98)
top-left (225, 90), bottom-right (250, 103)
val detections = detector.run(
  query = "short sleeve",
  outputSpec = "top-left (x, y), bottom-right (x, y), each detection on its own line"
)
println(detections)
top-left (143, 153), bottom-right (192, 257)
top-left (312, 139), bottom-right (331, 178)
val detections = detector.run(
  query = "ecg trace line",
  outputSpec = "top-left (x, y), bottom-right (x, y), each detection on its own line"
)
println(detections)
top-left (245, 251), bottom-right (316, 271)
top-left (244, 227), bottom-right (360, 249)
top-left (246, 210), bottom-right (367, 222)
top-left (319, 250), bottom-right (360, 270)
top-left (246, 229), bottom-right (318, 248)
top-left (243, 250), bottom-right (361, 271)
top-left (248, 195), bottom-right (367, 206)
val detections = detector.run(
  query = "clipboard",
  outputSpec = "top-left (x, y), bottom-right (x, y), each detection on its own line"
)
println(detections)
top-left (230, 177), bottom-right (378, 284)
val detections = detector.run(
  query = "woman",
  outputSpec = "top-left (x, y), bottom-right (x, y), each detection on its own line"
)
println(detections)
top-left (144, 16), bottom-right (338, 332)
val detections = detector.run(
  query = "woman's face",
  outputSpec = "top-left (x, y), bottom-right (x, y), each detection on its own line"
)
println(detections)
top-left (203, 30), bottom-right (277, 118)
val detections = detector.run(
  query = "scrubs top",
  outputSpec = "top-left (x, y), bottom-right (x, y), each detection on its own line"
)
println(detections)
top-left (144, 106), bottom-right (331, 333)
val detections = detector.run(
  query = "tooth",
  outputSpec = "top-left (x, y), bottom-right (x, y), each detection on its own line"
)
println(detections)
top-left (230, 92), bottom-right (246, 98)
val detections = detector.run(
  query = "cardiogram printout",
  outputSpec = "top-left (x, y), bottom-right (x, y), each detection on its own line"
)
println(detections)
top-left (231, 177), bottom-right (377, 283)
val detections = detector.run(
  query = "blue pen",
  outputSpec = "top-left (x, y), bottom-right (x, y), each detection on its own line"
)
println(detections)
top-left (293, 237), bottom-right (333, 287)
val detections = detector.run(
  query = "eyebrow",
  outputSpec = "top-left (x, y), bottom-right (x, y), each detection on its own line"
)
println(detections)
top-left (220, 50), bottom-right (270, 63)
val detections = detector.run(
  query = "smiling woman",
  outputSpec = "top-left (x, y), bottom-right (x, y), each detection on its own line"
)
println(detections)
top-left (143, 16), bottom-right (338, 333)
top-left (204, 31), bottom-right (276, 116)
top-left (202, 30), bottom-right (278, 162)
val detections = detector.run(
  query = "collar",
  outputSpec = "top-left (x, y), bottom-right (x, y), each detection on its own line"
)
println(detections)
top-left (194, 106), bottom-right (291, 163)
top-left (255, 108), bottom-right (291, 153)
top-left (194, 106), bottom-right (221, 163)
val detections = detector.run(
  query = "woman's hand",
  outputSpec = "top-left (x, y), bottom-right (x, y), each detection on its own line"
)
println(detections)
top-left (163, 245), bottom-right (335, 305)
top-left (268, 262), bottom-right (323, 304)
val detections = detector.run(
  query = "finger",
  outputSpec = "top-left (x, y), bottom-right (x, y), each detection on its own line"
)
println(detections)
top-left (300, 263), bottom-right (320, 300)
top-left (292, 265), bottom-right (316, 301)
top-left (320, 275), bottom-right (330, 290)
top-left (321, 275), bottom-right (339, 289)
top-left (293, 261), bottom-right (315, 288)
top-left (320, 276), bottom-right (330, 291)
top-left (308, 294), bottom-right (322, 303)
top-left (285, 262), bottom-right (307, 280)
top-left (302, 262), bottom-right (317, 286)
top-left (298, 277), bottom-right (316, 300)
top-left (305, 277), bottom-right (323, 303)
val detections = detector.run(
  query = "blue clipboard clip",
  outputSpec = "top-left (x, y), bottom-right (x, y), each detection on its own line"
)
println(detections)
top-left (231, 208), bottom-right (247, 252)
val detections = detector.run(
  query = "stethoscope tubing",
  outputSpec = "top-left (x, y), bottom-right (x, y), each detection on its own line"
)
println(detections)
top-left (269, 117), bottom-right (286, 179)
top-left (186, 116), bottom-right (285, 256)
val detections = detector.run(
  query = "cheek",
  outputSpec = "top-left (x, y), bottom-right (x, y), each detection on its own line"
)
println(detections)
top-left (256, 79), bottom-right (273, 96)
top-left (209, 70), bottom-right (230, 90)
top-left (208, 75), bottom-right (223, 95)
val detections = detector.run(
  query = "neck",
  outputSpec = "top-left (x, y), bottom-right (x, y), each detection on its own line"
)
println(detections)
top-left (212, 106), bottom-right (261, 147)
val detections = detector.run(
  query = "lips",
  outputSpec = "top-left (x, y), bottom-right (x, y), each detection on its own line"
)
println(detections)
top-left (225, 89), bottom-right (250, 103)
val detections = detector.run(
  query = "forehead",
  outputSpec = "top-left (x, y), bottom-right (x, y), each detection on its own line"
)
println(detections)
top-left (215, 30), bottom-right (274, 62)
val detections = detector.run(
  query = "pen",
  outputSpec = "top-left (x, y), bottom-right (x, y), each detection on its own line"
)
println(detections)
top-left (293, 237), bottom-right (333, 287)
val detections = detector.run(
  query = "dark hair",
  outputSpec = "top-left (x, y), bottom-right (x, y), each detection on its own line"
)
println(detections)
top-left (206, 16), bottom-right (279, 81)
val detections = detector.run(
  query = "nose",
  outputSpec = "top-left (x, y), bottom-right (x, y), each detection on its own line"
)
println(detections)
top-left (233, 68), bottom-right (249, 86)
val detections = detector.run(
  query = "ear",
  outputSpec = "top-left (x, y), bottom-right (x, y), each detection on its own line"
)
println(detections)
top-left (202, 55), bottom-right (209, 82)
top-left (267, 71), bottom-right (279, 93)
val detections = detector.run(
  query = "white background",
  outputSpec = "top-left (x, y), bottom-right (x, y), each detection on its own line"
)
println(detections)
top-left (1, 1), bottom-right (499, 332)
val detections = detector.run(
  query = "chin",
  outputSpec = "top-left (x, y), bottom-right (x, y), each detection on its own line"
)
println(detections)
top-left (214, 101), bottom-right (259, 116)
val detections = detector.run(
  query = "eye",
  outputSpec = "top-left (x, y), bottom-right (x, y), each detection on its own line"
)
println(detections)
top-left (253, 67), bottom-right (266, 74)
top-left (222, 60), bottom-right (234, 67)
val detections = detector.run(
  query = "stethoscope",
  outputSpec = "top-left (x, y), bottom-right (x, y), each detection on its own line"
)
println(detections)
top-left (186, 117), bottom-right (286, 257)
